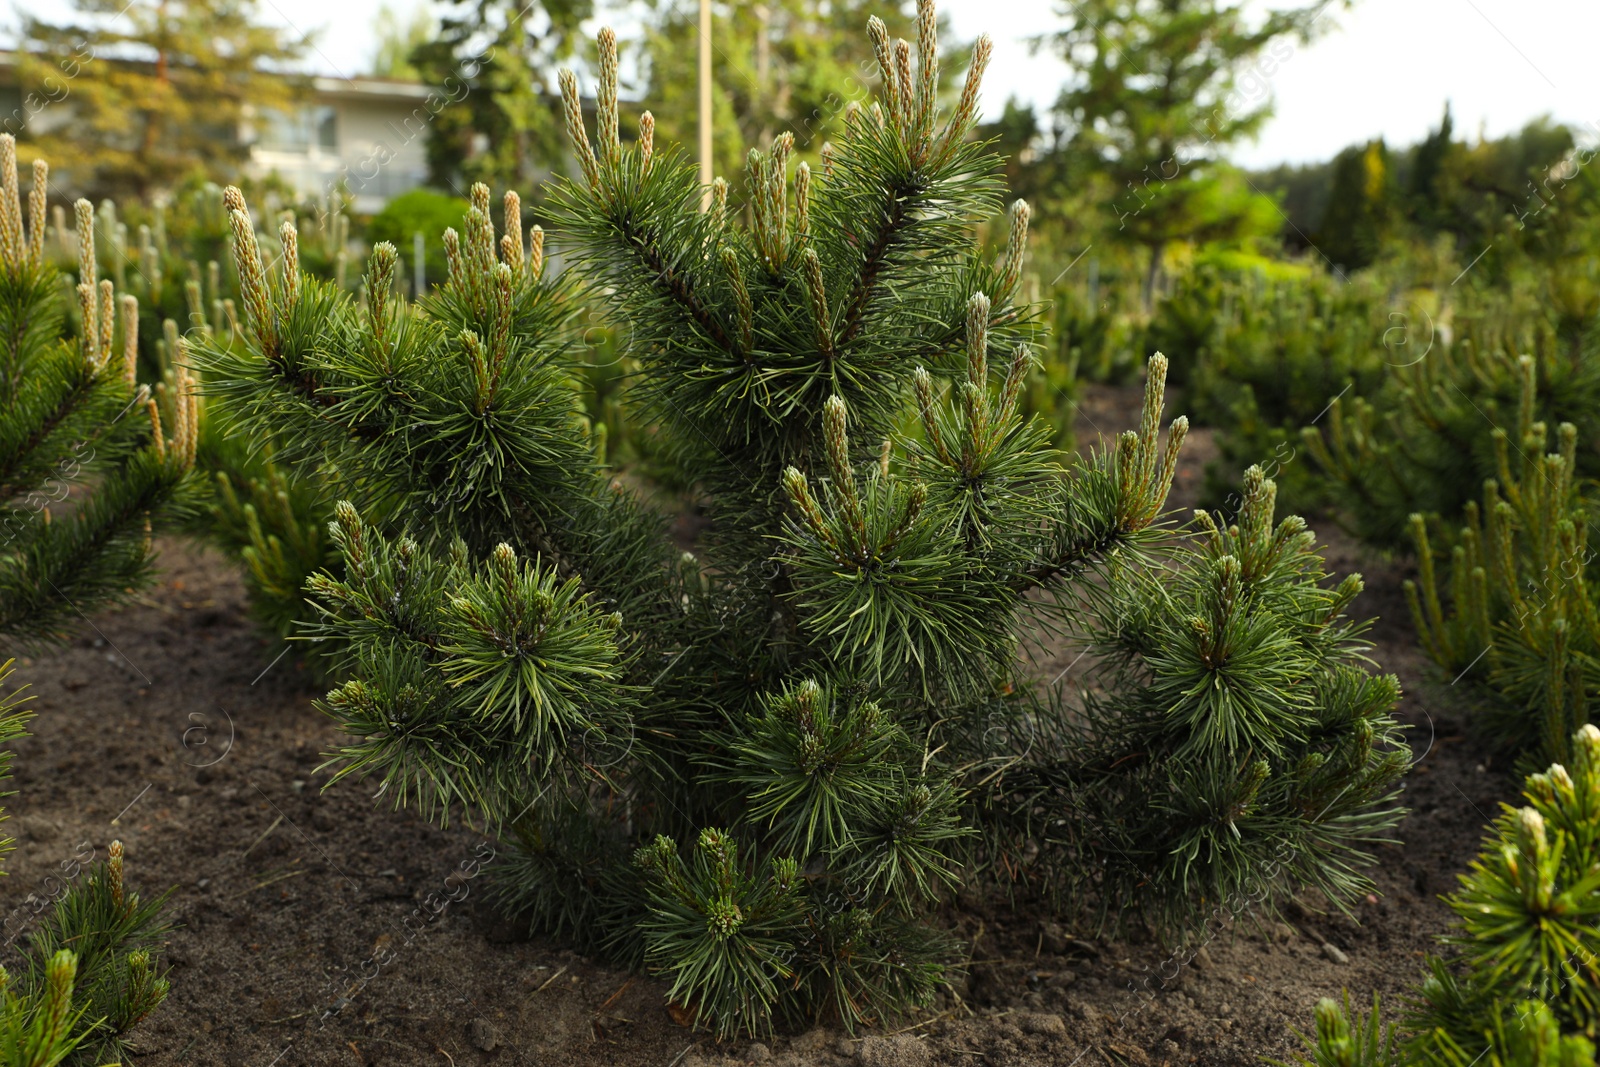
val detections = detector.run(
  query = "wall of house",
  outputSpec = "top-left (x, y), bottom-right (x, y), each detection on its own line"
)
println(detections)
top-left (247, 93), bottom-right (433, 214)
top-left (331, 96), bottom-right (433, 212)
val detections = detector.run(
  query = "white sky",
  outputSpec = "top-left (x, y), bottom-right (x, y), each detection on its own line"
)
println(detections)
top-left (12, 0), bottom-right (1600, 167)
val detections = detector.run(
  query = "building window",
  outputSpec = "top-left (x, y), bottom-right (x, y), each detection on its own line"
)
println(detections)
top-left (315, 106), bottom-right (338, 151)
top-left (261, 105), bottom-right (339, 153)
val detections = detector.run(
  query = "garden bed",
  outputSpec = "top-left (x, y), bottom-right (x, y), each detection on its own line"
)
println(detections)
top-left (0, 387), bottom-right (1512, 1066)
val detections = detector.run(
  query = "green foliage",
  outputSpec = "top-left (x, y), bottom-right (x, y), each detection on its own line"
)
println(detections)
top-left (413, 0), bottom-right (593, 192)
top-left (0, 665), bottom-right (88, 1067)
top-left (1040, 266), bottom-right (1144, 388)
top-left (1032, 0), bottom-right (1326, 299)
top-left (115, 186), bottom-right (349, 664)
top-left (1303, 301), bottom-right (1600, 552)
top-left (1254, 111), bottom-right (1587, 272)
top-left (61, 180), bottom-right (355, 382)
top-left (0, 861), bottom-right (164, 1067)
top-left (0, 140), bottom-right (199, 649)
top-left (16, 0), bottom-right (311, 200)
top-left (0, 662), bottom-right (31, 883)
top-left (998, 465), bottom-right (1408, 934)
top-left (15, 176), bottom-right (345, 669)
top-left (638, 0), bottom-right (938, 187)
top-left (202, 1), bottom-right (1407, 1038)
top-left (308, 506), bottom-right (637, 823)
top-left (1300, 290), bottom-right (1600, 766)
top-left (1145, 263), bottom-right (1391, 514)
top-left (18, 844), bottom-right (173, 1064)
top-left (1403, 413), bottom-right (1598, 767)
top-left (1275, 992), bottom-right (1400, 1067)
top-left (1291, 725), bottom-right (1600, 1066)
top-left (204, 431), bottom-right (340, 658)
top-left (1316, 140), bottom-right (1395, 274)
top-left (633, 831), bottom-right (807, 1036)
top-left (366, 188), bottom-right (470, 294)
top-left (0, 950), bottom-right (87, 1067)
top-left (369, 2), bottom-right (436, 80)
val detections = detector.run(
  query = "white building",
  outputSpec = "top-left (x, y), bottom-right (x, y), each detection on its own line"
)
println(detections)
top-left (248, 75), bottom-right (437, 214)
top-left (0, 54), bottom-right (439, 213)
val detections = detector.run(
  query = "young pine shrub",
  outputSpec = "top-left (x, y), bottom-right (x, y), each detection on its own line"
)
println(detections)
top-left (1404, 401), bottom-right (1598, 767)
top-left (1141, 264), bottom-right (1392, 518)
top-left (996, 465), bottom-right (1409, 935)
top-left (202, 2), bottom-right (1407, 1038)
top-left (4, 843), bottom-right (173, 1065)
top-left (0, 665), bottom-right (170, 1065)
top-left (1302, 301), bottom-right (1600, 552)
top-left (63, 179), bottom-right (347, 666)
top-left (1288, 723), bottom-right (1600, 1067)
top-left (0, 135), bottom-right (199, 643)
top-left (0, 136), bottom-right (183, 1061)
top-left (165, 298), bottom-right (341, 666)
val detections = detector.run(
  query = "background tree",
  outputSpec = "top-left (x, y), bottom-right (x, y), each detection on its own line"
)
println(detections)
top-left (1033, 0), bottom-right (1330, 303)
top-left (1316, 138), bottom-right (1394, 273)
top-left (369, 2), bottom-right (437, 80)
top-left (1406, 102), bottom-right (1454, 229)
top-left (414, 0), bottom-right (593, 194)
top-left (16, 0), bottom-right (311, 200)
top-left (636, 0), bottom-right (940, 184)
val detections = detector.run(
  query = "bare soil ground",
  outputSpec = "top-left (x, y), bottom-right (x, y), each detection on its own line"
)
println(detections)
top-left (0, 385), bottom-right (1515, 1066)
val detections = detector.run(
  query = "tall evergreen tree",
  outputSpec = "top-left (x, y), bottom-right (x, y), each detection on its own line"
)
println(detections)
top-left (16, 0), bottom-right (311, 200)
top-left (202, 0), bottom-right (1407, 1036)
top-left (369, 2), bottom-right (436, 80)
top-left (1317, 139), bottom-right (1393, 274)
top-left (1035, 0), bottom-right (1328, 302)
top-left (1407, 102), bottom-right (1455, 229)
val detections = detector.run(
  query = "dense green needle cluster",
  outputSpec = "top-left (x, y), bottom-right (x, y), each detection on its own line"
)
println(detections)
top-left (5, 842), bottom-right (173, 1065)
top-left (1404, 392), bottom-right (1598, 767)
top-left (1303, 310), bottom-right (1600, 553)
top-left (1290, 724), bottom-right (1600, 1067)
top-left (997, 465), bottom-right (1408, 934)
top-left (0, 135), bottom-right (199, 648)
top-left (203, 0), bottom-right (1408, 1037)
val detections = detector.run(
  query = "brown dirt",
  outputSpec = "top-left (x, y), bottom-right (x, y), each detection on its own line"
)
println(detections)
top-left (0, 385), bottom-right (1515, 1066)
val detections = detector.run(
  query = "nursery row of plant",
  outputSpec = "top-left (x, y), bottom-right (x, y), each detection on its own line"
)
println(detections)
top-left (0, 2), bottom-right (1597, 1062)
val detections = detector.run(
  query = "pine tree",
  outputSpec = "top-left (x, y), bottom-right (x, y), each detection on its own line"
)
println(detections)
top-left (1404, 408), bottom-right (1596, 768)
top-left (201, 1), bottom-right (1406, 1037)
top-left (1302, 309), bottom-right (1600, 553)
top-left (1287, 724), bottom-right (1600, 1066)
top-left (0, 135), bottom-right (182, 1065)
top-left (1, 841), bottom-right (173, 1065)
top-left (1034, 0), bottom-right (1326, 303)
top-left (1407, 103), bottom-right (1455, 230)
top-left (0, 136), bottom-right (199, 646)
top-left (0, 663), bottom-right (169, 1065)
top-left (1317, 140), bottom-right (1394, 274)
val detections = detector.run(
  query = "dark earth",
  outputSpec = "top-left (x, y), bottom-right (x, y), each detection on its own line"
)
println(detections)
top-left (0, 385), bottom-right (1515, 1066)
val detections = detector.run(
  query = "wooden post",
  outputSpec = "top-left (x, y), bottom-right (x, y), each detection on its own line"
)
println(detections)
top-left (698, 0), bottom-right (713, 210)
